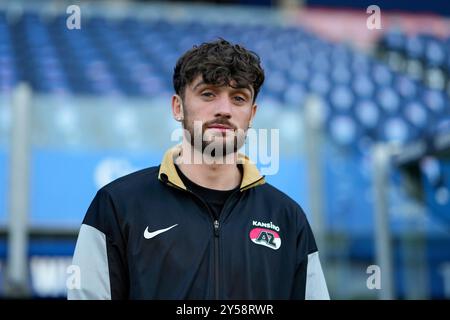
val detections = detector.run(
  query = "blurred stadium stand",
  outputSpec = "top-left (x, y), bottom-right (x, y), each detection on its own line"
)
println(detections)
top-left (0, 0), bottom-right (449, 299)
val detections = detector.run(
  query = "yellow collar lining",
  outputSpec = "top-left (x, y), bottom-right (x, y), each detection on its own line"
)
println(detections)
top-left (158, 145), bottom-right (265, 191)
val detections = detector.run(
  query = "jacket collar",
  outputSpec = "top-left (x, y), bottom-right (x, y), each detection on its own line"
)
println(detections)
top-left (158, 144), bottom-right (265, 191)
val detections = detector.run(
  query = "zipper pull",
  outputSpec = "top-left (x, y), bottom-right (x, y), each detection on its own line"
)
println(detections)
top-left (214, 220), bottom-right (220, 237)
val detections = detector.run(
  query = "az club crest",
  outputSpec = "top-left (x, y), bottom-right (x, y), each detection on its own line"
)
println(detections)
top-left (249, 227), bottom-right (281, 250)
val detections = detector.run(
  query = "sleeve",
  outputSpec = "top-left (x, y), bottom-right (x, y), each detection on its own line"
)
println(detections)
top-left (291, 207), bottom-right (330, 300)
top-left (67, 188), bottom-right (129, 300)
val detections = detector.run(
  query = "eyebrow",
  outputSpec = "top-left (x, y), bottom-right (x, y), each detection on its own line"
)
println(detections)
top-left (192, 81), bottom-right (252, 97)
top-left (192, 81), bottom-right (207, 91)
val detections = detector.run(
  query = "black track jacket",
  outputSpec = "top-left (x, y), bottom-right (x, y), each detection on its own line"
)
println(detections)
top-left (68, 145), bottom-right (329, 300)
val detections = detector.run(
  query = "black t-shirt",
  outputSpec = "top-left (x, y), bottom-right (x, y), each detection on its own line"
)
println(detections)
top-left (175, 165), bottom-right (241, 220)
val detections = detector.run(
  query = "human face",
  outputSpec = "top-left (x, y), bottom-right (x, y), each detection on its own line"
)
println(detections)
top-left (172, 75), bottom-right (257, 157)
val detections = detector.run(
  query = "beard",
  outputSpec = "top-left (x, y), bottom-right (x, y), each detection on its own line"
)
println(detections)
top-left (182, 116), bottom-right (247, 159)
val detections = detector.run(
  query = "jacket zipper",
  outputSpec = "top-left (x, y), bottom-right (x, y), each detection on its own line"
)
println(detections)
top-left (163, 176), bottom-right (264, 299)
top-left (164, 179), bottom-right (223, 299)
top-left (211, 188), bottom-right (242, 299)
top-left (213, 219), bottom-right (220, 300)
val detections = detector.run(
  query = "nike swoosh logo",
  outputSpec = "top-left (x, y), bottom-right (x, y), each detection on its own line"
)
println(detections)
top-left (144, 224), bottom-right (178, 239)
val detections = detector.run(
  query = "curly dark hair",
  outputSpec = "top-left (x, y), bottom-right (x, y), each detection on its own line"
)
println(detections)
top-left (173, 39), bottom-right (265, 103)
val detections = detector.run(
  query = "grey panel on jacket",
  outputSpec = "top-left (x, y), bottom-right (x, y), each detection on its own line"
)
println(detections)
top-left (67, 224), bottom-right (111, 300)
top-left (305, 251), bottom-right (330, 300)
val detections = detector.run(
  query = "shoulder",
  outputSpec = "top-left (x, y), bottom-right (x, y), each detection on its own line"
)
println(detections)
top-left (99, 166), bottom-right (161, 198)
top-left (82, 166), bottom-right (162, 232)
top-left (257, 183), bottom-right (305, 211)
top-left (254, 182), bottom-right (308, 222)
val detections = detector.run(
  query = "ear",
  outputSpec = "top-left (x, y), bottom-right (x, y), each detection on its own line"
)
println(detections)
top-left (171, 94), bottom-right (184, 121)
top-left (248, 103), bottom-right (258, 127)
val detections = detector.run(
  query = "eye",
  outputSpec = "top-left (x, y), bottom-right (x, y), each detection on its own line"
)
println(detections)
top-left (233, 96), bottom-right (246, 103)
top-left (201, 91), bottom-right (215, 98)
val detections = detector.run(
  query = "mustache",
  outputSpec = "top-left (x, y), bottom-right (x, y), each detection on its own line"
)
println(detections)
top-left (203, 118), bottom-right (237, 130)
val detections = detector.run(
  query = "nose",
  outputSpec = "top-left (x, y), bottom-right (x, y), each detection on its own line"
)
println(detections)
top-left (213, 95), bottom-right (232, 118)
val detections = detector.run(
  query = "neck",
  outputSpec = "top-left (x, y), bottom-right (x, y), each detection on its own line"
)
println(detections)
top-left (176, 140), bottom-right (242, 190)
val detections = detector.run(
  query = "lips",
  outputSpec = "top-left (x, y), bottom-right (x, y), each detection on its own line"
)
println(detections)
top-left (208, 124), bottom-right (233, 130)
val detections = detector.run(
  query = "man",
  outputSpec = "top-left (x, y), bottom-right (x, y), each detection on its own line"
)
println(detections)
top-left (68, 39), bottom-right (329, 300)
